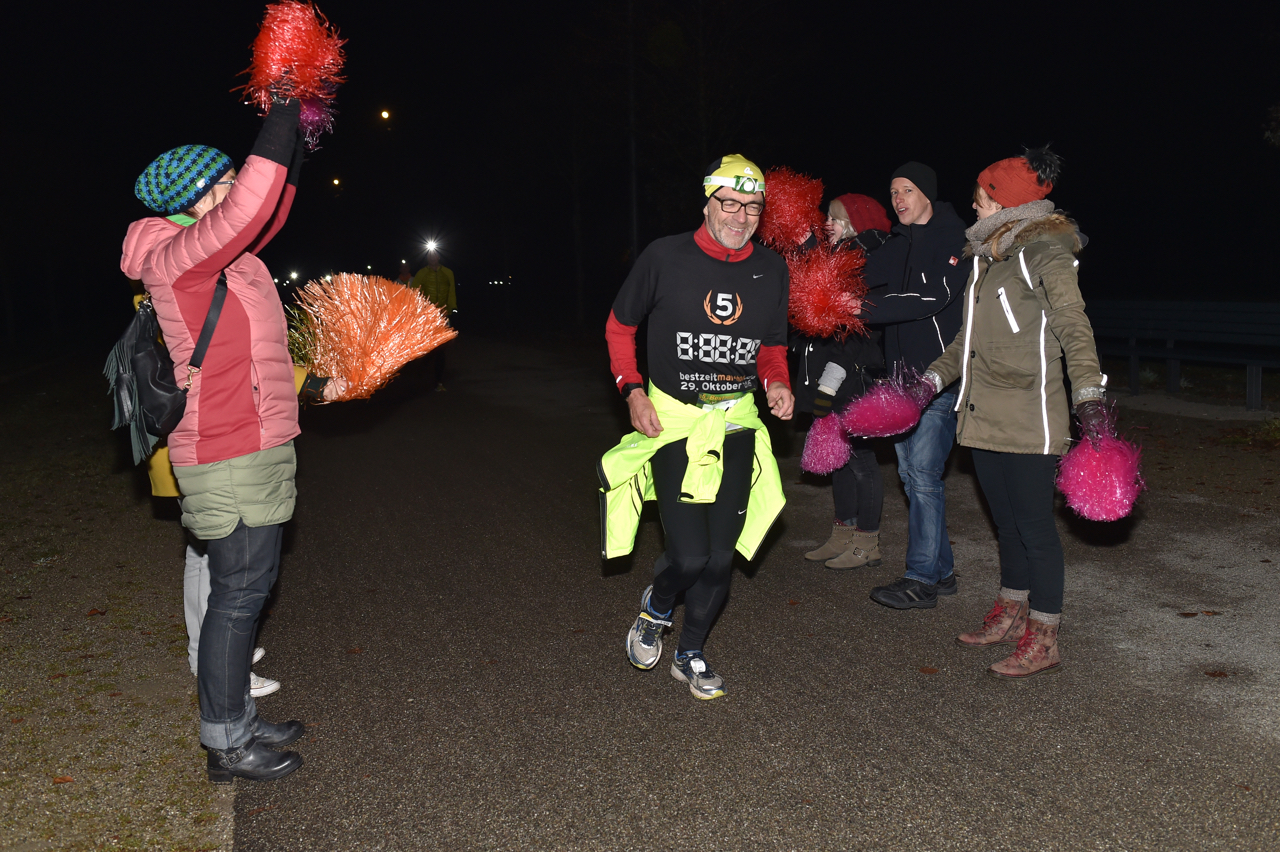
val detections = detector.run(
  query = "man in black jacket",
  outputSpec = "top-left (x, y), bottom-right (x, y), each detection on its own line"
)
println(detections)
top-left (859, 162), bottom-right (967, 609)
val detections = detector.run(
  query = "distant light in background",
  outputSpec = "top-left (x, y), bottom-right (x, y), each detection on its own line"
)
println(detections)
top-left (426, 240), bottom-right (438, 252)
top-left (290, 272), bottom-right (298, 280)
top-left (381, 110), bottom-right (390, 119)
top-left (333, 178), bottom-right (340, 185)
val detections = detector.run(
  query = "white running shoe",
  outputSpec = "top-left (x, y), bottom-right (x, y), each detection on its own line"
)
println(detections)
top-left (626, 585), bottom-right (671, 670)
top-left (670, 651), bottom-right (726, 700)
top-left (249, 672), bottom-right (280, 698)
top-left (253, 647), bottom-right (266, 665)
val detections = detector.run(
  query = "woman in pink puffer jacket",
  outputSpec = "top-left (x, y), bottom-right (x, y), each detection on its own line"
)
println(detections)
top-left (121, 98), bottom-right (332, 784)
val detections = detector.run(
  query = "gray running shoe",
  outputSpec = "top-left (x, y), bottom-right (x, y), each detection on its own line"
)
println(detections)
top-left (671, 651), bottom-right (726, 700)
top-left (627, 586), bottom-right (671, 670)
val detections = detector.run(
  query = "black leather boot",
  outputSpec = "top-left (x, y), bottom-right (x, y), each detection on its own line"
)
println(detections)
top-left (251, 716), bottom-right (305, 748)
top-left (206, 738), bottom-right (303, 784)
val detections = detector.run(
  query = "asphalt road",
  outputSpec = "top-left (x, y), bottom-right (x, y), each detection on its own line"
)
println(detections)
top-left (232, 334), bottom-right (1279, 851)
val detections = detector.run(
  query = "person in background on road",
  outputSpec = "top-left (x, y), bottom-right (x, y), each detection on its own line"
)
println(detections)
top-left (919, 146), bottom-right (1105, 678)
top-left (410, 249), bottom-right (457, 391)
top-left (858, 162), bottom-right (967, 610)
top-left (793, 194), bottom-right (892, 570)
top-left (600, 155), bottom-right (792, 700)
top-left (396, 259), bottom-right (412, 286)
top-left (121, 97), bottom-right (342, 783)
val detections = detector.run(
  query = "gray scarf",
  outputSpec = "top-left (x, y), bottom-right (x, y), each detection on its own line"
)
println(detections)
top-left (965, 199), bottom-right (1056, 259)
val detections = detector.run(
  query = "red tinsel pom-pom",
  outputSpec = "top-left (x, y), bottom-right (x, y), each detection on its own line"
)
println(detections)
top-left (787, 241), bottom-right (867, 339)
top-left (801, 411), bottom-right (851, 475)
top-left (757, 167), bottom-right (825, 252)
top-left (241, 2), bottom-right (346, 111)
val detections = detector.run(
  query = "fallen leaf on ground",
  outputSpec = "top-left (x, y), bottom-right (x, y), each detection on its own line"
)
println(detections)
top-left (788, 600), bottom-right (800, 606)
top-left (86, 608), bottom-right (106, 617)
top-left (52, 776), bottom-right (73, 784)
top-left (1236, 784), bottom-right (1251, 791)
top-left (1201, 611), bottom-right (1221, 616)
top-left (48, 673), bottom-right (67, 679)
top-left (918, 667), bottom-right (939, 675)
top-left (347, 648), bottom-right (362, 654)
top-left (10, 718), bottom-right (23, 724)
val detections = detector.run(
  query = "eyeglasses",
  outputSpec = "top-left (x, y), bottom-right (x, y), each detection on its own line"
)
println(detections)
top-left (712, 192), bottom-right (764, 216)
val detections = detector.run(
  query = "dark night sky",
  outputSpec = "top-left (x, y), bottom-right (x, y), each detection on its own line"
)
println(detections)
top-left (4, 2), bottom-right (1277, 352)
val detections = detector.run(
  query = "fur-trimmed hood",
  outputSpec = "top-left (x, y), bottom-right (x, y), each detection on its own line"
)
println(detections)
top-left (963, 210), bottom-right (1084, 259)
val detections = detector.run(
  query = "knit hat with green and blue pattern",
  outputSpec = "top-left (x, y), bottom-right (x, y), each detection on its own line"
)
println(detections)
top-left (135, 145), bottom-right (234, 214)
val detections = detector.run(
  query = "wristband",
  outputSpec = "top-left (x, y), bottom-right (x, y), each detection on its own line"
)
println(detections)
top-left (621, 382), bottom-right (644, 399)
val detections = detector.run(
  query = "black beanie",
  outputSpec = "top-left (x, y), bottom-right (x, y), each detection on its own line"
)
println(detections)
top-left (891, 161), bottom-right (937, 202)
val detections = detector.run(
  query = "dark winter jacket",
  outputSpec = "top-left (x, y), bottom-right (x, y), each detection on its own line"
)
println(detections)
top-left (928, 213), bottom-right (1105, 455)
top-left (860, 202), bottom-right (968, 379)
top-left (790, 231), bottom-right (890, 414)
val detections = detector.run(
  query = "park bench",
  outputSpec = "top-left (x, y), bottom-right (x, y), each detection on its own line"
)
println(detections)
top-left (1085, 301), bottom-right (1280, 411)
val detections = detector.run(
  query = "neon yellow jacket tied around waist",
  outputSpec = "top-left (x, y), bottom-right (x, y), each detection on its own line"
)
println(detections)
top-left (597, 384), bottom-right (785, 561)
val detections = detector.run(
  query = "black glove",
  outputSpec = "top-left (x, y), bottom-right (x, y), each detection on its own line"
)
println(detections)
top-left (1075, 399), bottom-right (1108, 448)
top-left (298, 372), bottom-right (330, 405)
top-left (250, 98), bottom-right (302, 167)
top-left (286, 130), bottom-right (306, 187)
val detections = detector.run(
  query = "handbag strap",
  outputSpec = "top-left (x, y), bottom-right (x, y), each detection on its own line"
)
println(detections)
top-left (183, 273), bottom-right (228, 389)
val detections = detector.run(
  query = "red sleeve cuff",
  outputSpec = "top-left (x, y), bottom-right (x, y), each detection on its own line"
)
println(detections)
top-left (605, 310), bottom-right (643, 390)
top-left (757, 344), bottom-right (790, 390)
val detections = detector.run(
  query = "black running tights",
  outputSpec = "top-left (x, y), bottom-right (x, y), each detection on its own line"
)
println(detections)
top-left (648, 429), bottom-right (755, 654)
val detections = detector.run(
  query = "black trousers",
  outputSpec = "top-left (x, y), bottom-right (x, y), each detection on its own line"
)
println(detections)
top-left (970, 449), bottom-right (1064, 615)
top-left (648, 429), bottom-right (754, 653)
top-left (831, 439), bottom-right (883, 530)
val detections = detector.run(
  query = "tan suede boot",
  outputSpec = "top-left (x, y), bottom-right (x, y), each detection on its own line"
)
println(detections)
top-left (956, 597), bottom-right (1029, 647)
top-left (824, 530), bottom-right (881, 570)
top-left (987, 617), bottom-right (1061, 678)
top-left (805, 524), bottom-right (857, 562)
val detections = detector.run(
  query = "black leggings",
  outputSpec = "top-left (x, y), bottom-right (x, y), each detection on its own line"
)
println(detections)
top-left (831, 439), bottom-right (882, 530)
top-left (970, 449), bottom-right (1064, 614)
top-left (648, 429), bottom-right (755, 654)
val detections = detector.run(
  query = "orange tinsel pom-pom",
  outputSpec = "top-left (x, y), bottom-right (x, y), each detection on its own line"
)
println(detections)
top-left (757, 167), bottom-right (825, 252)
top-left (787, 243), bottom-right (867, 340)
top-left (241, 1), bottom-right (346, 111)
top-left (291, 274), bottom-right (457, 401)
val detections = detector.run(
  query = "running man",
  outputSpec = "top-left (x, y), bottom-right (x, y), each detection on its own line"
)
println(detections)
top-left (598, 155), bottom-right (793, 700)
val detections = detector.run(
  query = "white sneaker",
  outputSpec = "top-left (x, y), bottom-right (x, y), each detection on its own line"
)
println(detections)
top-left (250, 672), bottom-right (280, 698)
top-left (253, 647), bottom-right (266, 665)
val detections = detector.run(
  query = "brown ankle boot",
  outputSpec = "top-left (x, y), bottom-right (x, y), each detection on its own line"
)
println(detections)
top-left (956, 597), bottom-right (1028, 647)
top-left (987, 617), bottom-right (1061, 678)
top-left (805, 524), bottom-right (857, 562)
top-left (824, 529), bottom-right (881, 570)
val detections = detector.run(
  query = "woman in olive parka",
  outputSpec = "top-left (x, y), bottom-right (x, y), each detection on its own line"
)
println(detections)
top-left (921, 146), bottom-right (1107, 678)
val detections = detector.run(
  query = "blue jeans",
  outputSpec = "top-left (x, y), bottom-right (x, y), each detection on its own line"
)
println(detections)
top-left (198, 520), bottom-right (282, 749)
top-left (894, 392), bottom-right (957, 586)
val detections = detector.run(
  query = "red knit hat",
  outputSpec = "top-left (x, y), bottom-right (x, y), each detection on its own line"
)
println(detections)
top-left (977, 151), bottom-right (1057, 208)
top-left (832, 193), bottom-right (892, 234)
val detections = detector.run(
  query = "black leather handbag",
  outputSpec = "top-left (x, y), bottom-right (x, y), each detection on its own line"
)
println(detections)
top-left (105, 274), bottom-right (228, 464)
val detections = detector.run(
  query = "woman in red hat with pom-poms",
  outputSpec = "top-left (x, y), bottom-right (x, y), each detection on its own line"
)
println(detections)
top-left (915, 145), bottom-right (1107, 678)
top-left (793, 194), bottom-right (893, 570)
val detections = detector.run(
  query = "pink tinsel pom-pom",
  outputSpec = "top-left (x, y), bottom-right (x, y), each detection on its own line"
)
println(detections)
top-left (299, 98), bottom-right (335, 149)
top-left (841, 371), bottom-right (930, 438)
top-left (1057, 434), bottom-right (1145, 521)
top-left (801, 412), bottom-right (851, 475)
top-left (787, 241), bottom-right (867, 340)
top-left (757, 167), bottom-right (825, 252)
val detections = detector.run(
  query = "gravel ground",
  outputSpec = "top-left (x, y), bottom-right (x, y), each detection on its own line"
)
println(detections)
top-left (0, 344), bottom-right (1276, 851)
